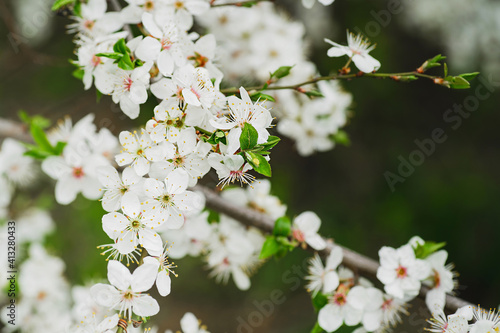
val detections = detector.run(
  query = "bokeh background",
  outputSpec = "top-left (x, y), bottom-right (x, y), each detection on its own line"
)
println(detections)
top-left (1, 0), bottom-right (499, 332)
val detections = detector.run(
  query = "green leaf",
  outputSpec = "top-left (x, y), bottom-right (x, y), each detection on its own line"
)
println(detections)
top-left (72, 68), bottom-right (84, 80)
top-left (207, 209), bottom-right (220, 223)
top-left (271, 66), bottom-right (293, 79)
top-left (413, 241), bottom-right (446, 259)
top-left (73, 0), bottom-right (81, 17)
top-left (245, 151), bottom-right (272, 177)
top-left (446, 76), bottom-right (470, 89)
top-left (95, 52), bottom-right (124, 60)
top-left (311, 293), bottom-right (329, 312)
top-left (443, 63), bottom-right (448, 78)
top-left (206, 130), bottom-right (227, 145)
top-left (113, 38), bottom-right (129, 55)
top-left (53, 141), bottom-right (67, 155)
top-left (250, 92), bottom-right (275, 102)
top-left (331, 130), bottom-right (350, 146)
top-left (258, 135), bottom-right (280, 151)
top-left (30, 123), bottom-right (54, 153)
top-left (304, 90), bottom-right (324, 99)
top-left (117, 55), bottom-right (134, 71)
top-left (51, 0), bottom-right (75, 11)
top-left (259, 236), bottom-right (280, 259)
top-left (18, 110), bottom-right (31, 124)
top-left (273, 216), bottom-right (292, 237)
top-left (241, 1), bottom-right (257, 7)
top-left (459, 72), bottom-right (480, 81)
top-left (310, 322), bottom-right (325, 333)
top-left (420, 54), bottom-right (446, 72)
top-left (239, 123), bottom-right (258, 150)
top-left (24, 149), bottom-right (51, 160)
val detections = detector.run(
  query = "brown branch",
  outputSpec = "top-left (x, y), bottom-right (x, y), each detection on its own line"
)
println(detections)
top-left (0, 118), bottom-right (32, 143)
top-left (195, 185), bottom-right (473, 313)
top-left (0, 117), bottom-right (473, 313)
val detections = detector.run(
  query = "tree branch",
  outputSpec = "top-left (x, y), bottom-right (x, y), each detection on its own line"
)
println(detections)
top-left (0, 118), bottom-right (32, 142)
top-left (220, 72), bottom-right (438, 95)
top-left (194, 185), bottom-right (473, 313)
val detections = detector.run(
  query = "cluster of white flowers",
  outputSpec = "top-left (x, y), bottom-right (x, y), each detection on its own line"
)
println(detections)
top-left (198, 2), bottom-right (354, 156)
top-left (306, 246), bottom-right (408, 333)
top-left (0, 138), bottom-right (37, 217)
top-left (0, 244), bottom-right (73, 332)
top-left (427, 304), bottom-right (500, 333)
top-left (5, 0), bottom-right (494, 331)
top-left (377, 236), bottom-right (456, 312)
top-left (161, 180), bottom-right (288, 290)
top-left (41, 114), bottom-right (118, 205)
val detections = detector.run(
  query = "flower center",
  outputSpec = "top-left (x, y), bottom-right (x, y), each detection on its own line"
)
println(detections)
top-left (72, 167), bottom-right (85, 179)
top-left (162, 195), bottom-right (172, 205)
top-left (123, 290), bottom-right (134, 299)
top-left (293, 229), bottom-right (306, 243)
top-left (144, 0), bottom-right (154, 10)
top-left (91, 54), bottom-right (101, 67)
top-left (333, 292), bottom-right (347, 306)
top-left (161, 38), bottom-right (172, 50)
top-left (83, 20), bottom-right (94, 30)
top-left (396, 265), bottom-right (408, 279)
top-left (124, 77), bottom-right (133, 91)
top-left (174, 0), bottom-right (184, 9)
top-left (131, 219), bottom-right (141, 229)
top-left (188, 52), bottom-right (209, 67)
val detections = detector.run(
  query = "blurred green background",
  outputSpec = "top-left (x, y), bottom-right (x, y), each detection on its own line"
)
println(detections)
top-left (1, 0), bottom-right (499, 332)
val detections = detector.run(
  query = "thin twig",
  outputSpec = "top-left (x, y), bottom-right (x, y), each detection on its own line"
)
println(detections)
top-left (194, 185), bottom-right (473, 313)
top-left (210, 0), bottom-right (271, 7)
top-left (220, 71), bottom-right (437, 95)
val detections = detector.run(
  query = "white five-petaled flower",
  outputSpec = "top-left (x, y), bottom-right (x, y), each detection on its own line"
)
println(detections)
top-left (142, 244), bottom-right (178, 297)
top-left (151, 64), bottom-right (216, 110)
top-left (115, 129), bottom-right (168, 176)
top-left (41, 146), bottom-right (108, 205)
top-left (306, 246), bottom-right (343, 296)
top-left (94, 61), bottom-right (153, 119)
top-left (292, 211), bottom-right (327, 251)
top-left (210, 86), bottom-right (272, 154)
top-left (102, 192), bottom-right (164, 256)
top-left (426, 306), bottom-right (472, 333)
top-left (135, 12), bottom-right (187, 76)
top-left (325, 32), bottom-right (381, 73)
top-left (143, 168), bottom-right (204, 229)
top-left (376, 244), bottom-right (431, 300)
top-left (318, 283), bottom-right (363, 332)
top-left (97, 165), bottom-right (143, 212)
top-left (207, 153), bottom-right (255, 188)
top-left (90, 260), bottom-right (159, 321)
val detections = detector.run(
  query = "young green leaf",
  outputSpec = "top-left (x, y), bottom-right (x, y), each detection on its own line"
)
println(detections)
top-left (413, 241), bottom-right (446, 259)
top-left (51, 0), bottom-right (75, 11)
top-left (113, 38), bottom-right (129, 55)
top-left (258, 135), bottom-right (281, 151)
top-left (304, 90), bottom-right (324, 99)
top-left (331, 130), bottom-right (350, 146)
top-left (245, 151), bottom-right (272, 177)
top-left (250, 92), bottom-right (275, 102)
top-left (240, 123), bottom-right (258, 150)
top-left (458, 72), bottom-right (480, 81)
top-left (273, 216), bottom-right (292, 237)
top-left (259, 236), bottom-right (281, 259)
top-left (311, 293), bottom-right (329, 312)
top-left (95, 52), bottom-right (124, 60)
top-left (30, 123), bottom-right (54, 153)
top-left (271, 66), bottom-right (293, 79)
